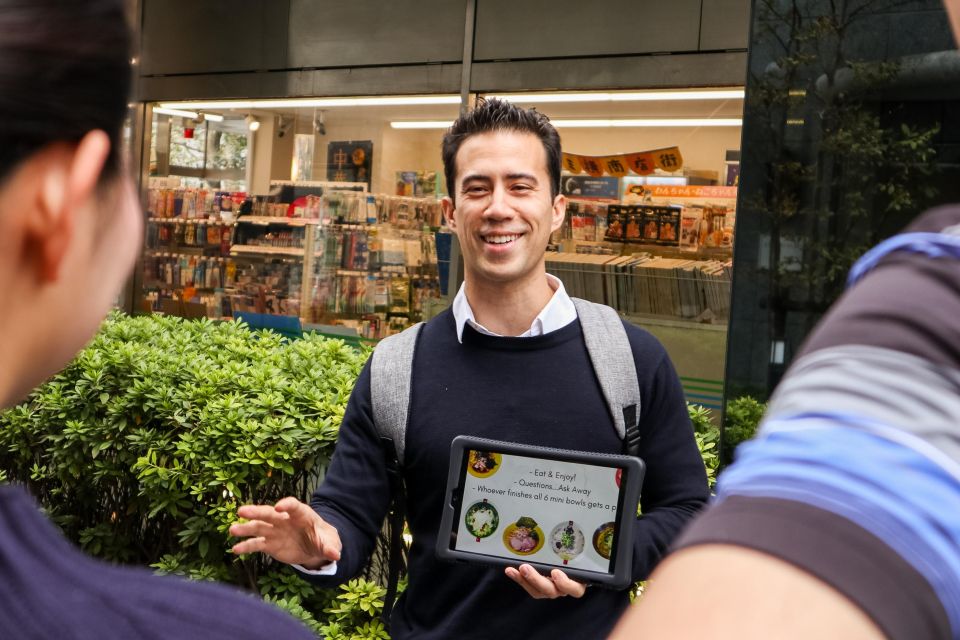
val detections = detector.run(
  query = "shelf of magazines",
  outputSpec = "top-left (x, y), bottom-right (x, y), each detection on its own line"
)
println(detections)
top-left (140, 186), bottom-right (448, 337)
top-left (302, 224), bottom-right (445, 340)
top-left (545, 252), bottom-right (732, 325)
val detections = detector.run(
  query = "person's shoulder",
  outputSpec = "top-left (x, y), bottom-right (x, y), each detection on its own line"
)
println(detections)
top-left (147, 576), bottom-right (316, 638)
top-left (419, 306), bottom-right (456, 341)
top-left (37, 544), bottom-right (318, 639)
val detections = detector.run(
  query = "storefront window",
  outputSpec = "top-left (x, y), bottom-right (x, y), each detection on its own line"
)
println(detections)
top-left (726, 0), bottom-right (959, 400)
top-left (138, 96), bottom-right (460, 340)
top-left (136, 90), bottom-right (746, 402)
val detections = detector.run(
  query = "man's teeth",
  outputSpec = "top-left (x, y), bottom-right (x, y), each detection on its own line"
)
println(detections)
top-left (485, 234), bottom-right (519, 244)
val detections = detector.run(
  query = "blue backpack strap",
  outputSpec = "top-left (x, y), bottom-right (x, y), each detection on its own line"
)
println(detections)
top-left (571, 298), bottom-right (642, 456)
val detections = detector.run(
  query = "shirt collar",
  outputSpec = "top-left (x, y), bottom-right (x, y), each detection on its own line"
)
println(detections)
top-left (452, 273), bottom-right (578, 343)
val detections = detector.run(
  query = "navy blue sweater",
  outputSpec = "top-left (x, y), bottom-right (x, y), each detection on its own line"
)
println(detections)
top-left (310, 310), bottom-right (708, 639)
top-left (0, 485), bottom-right (315, 639)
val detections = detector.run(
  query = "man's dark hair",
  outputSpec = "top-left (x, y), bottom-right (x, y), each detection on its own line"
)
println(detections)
top-left (0, 0), bottom-right (132, 185)
top-left (442, 98), bottom-right (562, 203)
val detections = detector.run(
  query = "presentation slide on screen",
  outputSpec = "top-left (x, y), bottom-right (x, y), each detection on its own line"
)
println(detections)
top-left (454, 449), bottom-right (622, 573)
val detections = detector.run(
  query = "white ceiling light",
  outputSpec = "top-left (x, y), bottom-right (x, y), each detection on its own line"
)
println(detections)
top-left (160, 95), bottom-right (462, 111)
top-left (391, 121), bottom-right (456, 129)
top-left (391, 118), bottom-right (742, 129)
top-left (154, 107), bottom-right (199, 119)
top-left (202, 113), bottom-right (224, 122)
top-left (552, 118), bottom-right (743, 127)
top-left (487, 89), bottom-right (745, 103)
top-left (245, 115), bottom-right (261, 131)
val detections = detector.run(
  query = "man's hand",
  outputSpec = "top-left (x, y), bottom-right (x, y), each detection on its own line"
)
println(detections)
top-left (505, 564), bottom-right (587, 599)
top-left (229, 496), bottom-right (342, 570)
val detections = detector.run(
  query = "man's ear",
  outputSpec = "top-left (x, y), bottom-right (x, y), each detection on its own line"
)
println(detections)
top-left (441, 196), bottom-right (457, 230)
top-left (33, 130), bottom-right (110, 282)
top-left (68, 130), bottom-right (111, 209)
top-left (550, 194), bottom-right (567, 233)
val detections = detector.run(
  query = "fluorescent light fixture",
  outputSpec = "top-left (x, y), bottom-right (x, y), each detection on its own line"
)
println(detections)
top-left (391, 121), bottom-right (456, 129)
top-left (391, 118), bottom-right (742, 129)
top-left (154, 107), bottom-right (199, 119)
top-left (487, 89), bottom-right (745, 103)
top-left (160, 95), bottom-right (461, 111)
top-left (202, 113), bottom-right (224, 122)
top-left (552, 118), bottom-right (742, 127)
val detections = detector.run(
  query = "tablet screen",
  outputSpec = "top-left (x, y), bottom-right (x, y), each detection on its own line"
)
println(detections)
top-left (452, 447), bottom-right (627, 574)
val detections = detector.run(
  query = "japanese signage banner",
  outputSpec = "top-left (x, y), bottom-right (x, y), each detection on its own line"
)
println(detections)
top-left (562, 147), bottom-right (683, 178)
top-left (327, 140), bottom-right (373, 189)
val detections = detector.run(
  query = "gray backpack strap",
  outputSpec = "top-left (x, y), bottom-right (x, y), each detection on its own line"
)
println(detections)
top-left (370, 322), bottom-right (424, 466)
top-left (572, 298), bottom-right (642, 456)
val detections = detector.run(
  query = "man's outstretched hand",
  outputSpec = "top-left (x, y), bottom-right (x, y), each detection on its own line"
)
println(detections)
top-left (230, 497), bottom-right (342, 570)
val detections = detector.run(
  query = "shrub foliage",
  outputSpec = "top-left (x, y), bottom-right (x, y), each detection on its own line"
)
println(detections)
top-left (723, 396), bottom-right (766, 456)
top-left (0, 313), bottom-right (370, 633)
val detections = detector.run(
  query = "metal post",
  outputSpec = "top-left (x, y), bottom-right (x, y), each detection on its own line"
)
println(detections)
top-left (459, 0), bottom-right (477, 115)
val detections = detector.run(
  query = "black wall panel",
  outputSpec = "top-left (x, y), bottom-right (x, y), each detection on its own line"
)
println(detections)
top-left (474, 0), bottom-right (702, 60)
top-left (288, 0), bottom-right (466, 68)
top-left (470, 52), bottom-right (748, 93)
top-left (139, 0), bottom-right (750, 98)
top-left (700, 0), bottom-right (751, 50)
top-left (141, 0), bottom-right (290, 75)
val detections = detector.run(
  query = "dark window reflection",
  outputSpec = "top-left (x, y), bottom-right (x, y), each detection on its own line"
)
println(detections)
top-left (726, 0), bottom-right (960, 403)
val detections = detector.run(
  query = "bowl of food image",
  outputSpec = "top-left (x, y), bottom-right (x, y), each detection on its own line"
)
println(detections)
top-left (463, 500), bottom-right (499, 541)
top-left (592, 522), bottom-right (616, 560)
top-left (549, 521), bottom-right (585, 564)
top-left (503, 516), bottom-right (545, 556)
top-left (467, 450), bottom-right (502, 478)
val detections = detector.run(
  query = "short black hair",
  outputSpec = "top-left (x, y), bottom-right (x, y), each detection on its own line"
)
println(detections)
top-left (0, 0), bottom-right (132, 184)
top-left (442, 98), bottom-right (562, 203)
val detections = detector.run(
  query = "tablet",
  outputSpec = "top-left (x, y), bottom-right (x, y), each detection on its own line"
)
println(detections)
top-left (436, 435), bottom-right (645, 589)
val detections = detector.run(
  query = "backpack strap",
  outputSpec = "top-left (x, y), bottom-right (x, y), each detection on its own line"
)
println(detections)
top-left (571, 298), bottom-right (642, 457)
top-left (369, 322), bottom-right (422, 627)
top-left (370, 322), bottom-right (424, 466)
top-left (380, 434), bottom-right (407, 626)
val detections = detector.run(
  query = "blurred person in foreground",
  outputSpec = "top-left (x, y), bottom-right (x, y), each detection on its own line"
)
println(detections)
top-left (0, 1), bottom-right (314, 637)
top-left (610, 2), bottom-right (960, 639)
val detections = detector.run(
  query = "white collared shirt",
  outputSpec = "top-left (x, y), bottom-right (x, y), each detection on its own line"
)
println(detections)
top-left (452, 273), bottom-right (578, 342)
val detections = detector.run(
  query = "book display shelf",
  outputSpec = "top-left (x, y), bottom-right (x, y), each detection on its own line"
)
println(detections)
top-left (549, 186), bottom-right (736, 326)
top-left (139, 182), bottom-right (448, 340)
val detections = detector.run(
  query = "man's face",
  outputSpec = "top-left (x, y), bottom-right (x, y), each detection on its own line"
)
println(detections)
top-left (441, 130), bottom-right (565, 289)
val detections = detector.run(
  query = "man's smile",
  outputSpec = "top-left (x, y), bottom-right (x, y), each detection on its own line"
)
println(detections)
top-left (482, 233), bottom-right (524, 245)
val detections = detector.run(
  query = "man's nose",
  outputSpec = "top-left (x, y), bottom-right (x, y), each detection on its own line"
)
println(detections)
top-left (483, 185), bottom-right (512, 219)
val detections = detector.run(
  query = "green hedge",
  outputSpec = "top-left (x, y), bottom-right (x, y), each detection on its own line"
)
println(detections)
top-left (723, 396), bottom-right (766, 459)
top-left (0, 313), bottom-right (375, 635)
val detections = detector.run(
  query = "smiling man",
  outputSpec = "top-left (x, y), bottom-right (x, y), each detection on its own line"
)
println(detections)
top-left (230, 99), bottom-right (708, 639)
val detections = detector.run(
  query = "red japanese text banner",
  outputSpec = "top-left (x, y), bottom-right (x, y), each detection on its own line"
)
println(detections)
top-left (562, 147), bottom-right (683, 178)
